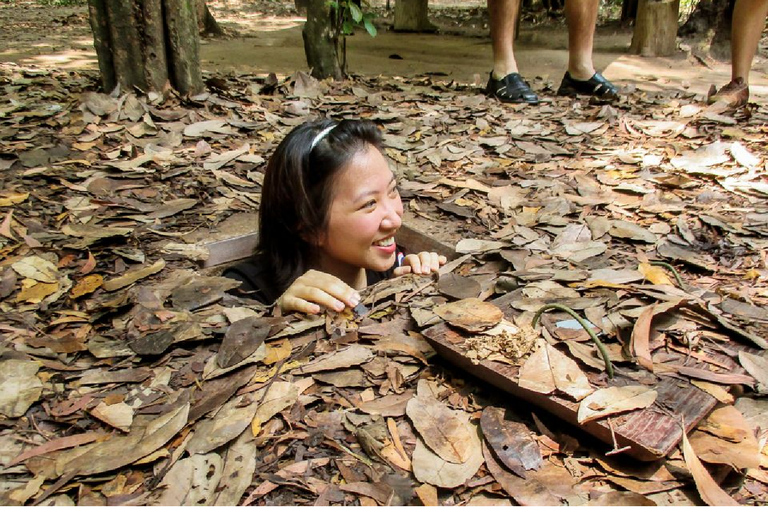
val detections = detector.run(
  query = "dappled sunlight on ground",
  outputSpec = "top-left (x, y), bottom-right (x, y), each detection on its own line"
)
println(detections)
top-left (0, 0), bottom-right (766, 102)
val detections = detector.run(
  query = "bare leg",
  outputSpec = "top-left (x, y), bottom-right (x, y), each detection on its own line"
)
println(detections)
top-left (731, 0), bottom-right (768, 84)
top-left (565, 0), bottom-right (600, 80)
top-left (489, 0), bottom-right (521, 78)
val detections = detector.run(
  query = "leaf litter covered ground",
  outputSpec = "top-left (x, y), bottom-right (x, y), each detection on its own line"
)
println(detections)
top-left (2, 11), bottom-right (768, 511)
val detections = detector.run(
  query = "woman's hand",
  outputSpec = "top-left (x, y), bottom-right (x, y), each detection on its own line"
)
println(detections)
top-left (277, 269), bottom-right (361, 315)
top-left (393, 251), bottom-right (447, 277)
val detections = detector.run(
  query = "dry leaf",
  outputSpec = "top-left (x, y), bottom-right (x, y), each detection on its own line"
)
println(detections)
top-left (0, 360), bottom-right (42, 418)
top-left (738, 351), bottom-right (768, 393)
top-left (11, 255), bottom-right (58, 283)
top-left (59, 399), bottom-right (189, 477)
top-left (681, 427), bottom-right (740, 506)
top-left (518, 342), bottom-right (593, 400)
top-left (480, 407), bottom-right (541, 477)
top-left (297, 345), bottom-right (374, 374)
top-left (70, 274), bottom-right (103, 298)
top-left (638, 262), bottom-right (673, 286)
top-left (411, 425), bottom-right (484, 488)
top-left (433, 298), bottom-right (503, 333)
top-left (154, 453), bottom-right (223, 506)
top-left (406, 395), bottom-right (475, 464)
top-left (481, 442), bottom-right (562, 506)
top-left (455, 238), bottom-right (506, 254)
top-left (213, 430), bottom-right (258, 506)
top-left (577, 386), bottom-right (657, 424)
top-left (90, 401), bottom-right (134, 432)
top-left (102, 259), bottom-right (166, 291)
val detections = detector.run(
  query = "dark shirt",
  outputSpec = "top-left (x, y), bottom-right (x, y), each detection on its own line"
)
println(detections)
top-left (223, 256), bottom-right (394, 305)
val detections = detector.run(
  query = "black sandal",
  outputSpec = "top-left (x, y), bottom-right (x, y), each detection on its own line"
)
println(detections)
top-left (557, 71), bottom-right (619, 102)
top-left (486, 72), bottom-right (539, 104)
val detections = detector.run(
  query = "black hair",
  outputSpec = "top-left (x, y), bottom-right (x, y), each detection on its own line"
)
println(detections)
top-left (256, 118), bottom-right (385, 294)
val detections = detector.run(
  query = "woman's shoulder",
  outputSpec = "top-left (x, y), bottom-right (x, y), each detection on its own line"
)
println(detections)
top-left (223, 256), bottom-right (281, 304)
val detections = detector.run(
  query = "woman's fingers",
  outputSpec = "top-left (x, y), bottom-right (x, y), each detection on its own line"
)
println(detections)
top-left (393, 265), bottom-right (412, 277)
top-left (278, 270), bottom-right (360, 314)
top-left (397, 252), bottom-right (447, 276)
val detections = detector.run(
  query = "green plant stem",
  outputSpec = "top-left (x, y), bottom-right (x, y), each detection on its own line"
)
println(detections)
top-left (532, 303), bottom-right (614, 379)
top-left (649, 261), bottom-right (684, 288)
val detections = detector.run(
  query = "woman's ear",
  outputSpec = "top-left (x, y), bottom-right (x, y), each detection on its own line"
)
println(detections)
top-left (299, 226), bottom-right (325, 247)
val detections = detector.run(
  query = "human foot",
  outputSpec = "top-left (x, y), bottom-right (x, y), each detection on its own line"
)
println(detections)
top-left (708, 77), bottom-right (749, 108)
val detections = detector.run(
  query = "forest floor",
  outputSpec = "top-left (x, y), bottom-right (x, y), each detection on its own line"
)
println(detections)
top-left (0, 0), bottom-right (767, 507)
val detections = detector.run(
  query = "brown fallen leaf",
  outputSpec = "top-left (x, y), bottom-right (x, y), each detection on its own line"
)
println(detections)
top-left (481, 442), bottom-right (562, 506)
top-left (638, 262), bottom-right (674, 286)
top-left (8, 432), bottom-right (106, 467)
top-left (58, 396), bottom-right (189, 477)
top-left (629, 301), bottom-right (680, 371)
top-left (406, 395), bottom-right (475, 464)
top-left (297, 345), bottom-right (374, 374)
top-left (480, 406), bottom-right (541, 477)
top-left (414, 483), bottom-right (438, 506)
top-left (589, 491), bottom-right (656, 506)
top-left (357, 389), bottom-right (414, 417)
top-left (154, 453), bottom-right (223, 506)
top-left (433, 297), bottom-right (504, 333)
top-left (411, 428), bottom-right (484, 489)
top-left (577, 386), bottom-right (658, 424)
top-left (70, 274), bottom-right (103, 298)
top-left (738, 351), bottom-right (768, 393)
top-left (90, 401), bottom-right (134, 432)
top-left (518, 342), bottom-right (593, 400)
top-left (0, 360), bottom-right (43, 418)
top-left (216, 316), bottom-right (271, 368)
top-left (12, 255), bottom-right (59, 283)
top-left (102, 259), bottom-right (166, 291)
top-left (681, 427), bottom-right (740, 506)
top-left (213, 430), bottom-right (258, 506)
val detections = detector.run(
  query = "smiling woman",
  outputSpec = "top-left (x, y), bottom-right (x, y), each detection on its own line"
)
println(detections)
top-left (223, 119), bottom-right (446, 314)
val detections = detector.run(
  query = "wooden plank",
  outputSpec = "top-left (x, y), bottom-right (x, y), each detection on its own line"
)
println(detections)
top-left (421, 322), bottom-right (710, 461)
top-left (202, 223), bottom-right (457, 269)
top-left (421, 293), bottom-right (753, 461)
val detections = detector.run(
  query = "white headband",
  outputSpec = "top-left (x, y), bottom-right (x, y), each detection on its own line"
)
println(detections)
top-left (310, 124), bottom-right (336, 151)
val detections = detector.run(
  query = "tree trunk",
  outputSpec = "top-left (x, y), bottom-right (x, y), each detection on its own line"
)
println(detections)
top-left (679, 0), bottom-right (734, 59)
top-left (165, 0), bottom-right (205, 94)
top-left (87, 0), bottom-right (203, 95)
top-left (197, 0), bottom-right (224, 37)
top-left (393, 0), bottom-right (436, 32)
top-left (302, 0), bottom-right (342, 80)
top-left (630, 0), bottom-right (680, 56)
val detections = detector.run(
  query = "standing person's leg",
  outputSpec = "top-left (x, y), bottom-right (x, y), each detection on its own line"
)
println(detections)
top-left (711, 0), bottom-right (768, 106)
top-left (565, 0), bottom-right (598, 80)
top-left (486, 0), bottom-right (539, 103)
top-left (731, 0), bottom-right (768, 83)
top-left (489, 0), bottom-right (520, 78)
top-left (556, 0), bottom-right (619, 100)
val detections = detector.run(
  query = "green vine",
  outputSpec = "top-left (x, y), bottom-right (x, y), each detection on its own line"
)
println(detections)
top-left (532, 303), bottom-right (614, 379)
top-left (649, 261), bottom-right (685, 288)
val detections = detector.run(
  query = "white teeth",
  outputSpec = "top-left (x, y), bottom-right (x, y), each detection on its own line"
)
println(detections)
top-left (374, 237), bottom-right (395, 247)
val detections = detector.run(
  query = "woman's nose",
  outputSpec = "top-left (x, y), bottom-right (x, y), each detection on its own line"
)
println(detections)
top-left (381, 196), bottom-right (403, 229)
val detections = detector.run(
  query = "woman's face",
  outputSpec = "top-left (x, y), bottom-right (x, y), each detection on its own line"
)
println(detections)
top-left (315, 144), bottom-right (403, 285)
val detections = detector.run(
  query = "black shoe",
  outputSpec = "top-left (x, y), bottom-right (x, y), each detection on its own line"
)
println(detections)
top-left (486, 72), bottom-right (539, 104)
top-left (557, 71), bottom-right (619, 102)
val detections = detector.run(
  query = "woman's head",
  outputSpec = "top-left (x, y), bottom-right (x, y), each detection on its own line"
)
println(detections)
top-left (258, 119), bottom-right (402, 290)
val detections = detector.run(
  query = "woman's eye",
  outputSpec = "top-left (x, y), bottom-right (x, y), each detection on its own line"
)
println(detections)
top-left (361, 199), bottom-right (376, 210)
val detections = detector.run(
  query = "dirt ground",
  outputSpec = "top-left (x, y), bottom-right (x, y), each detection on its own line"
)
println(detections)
top-left (0, 0), bottom-right (767, 102)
